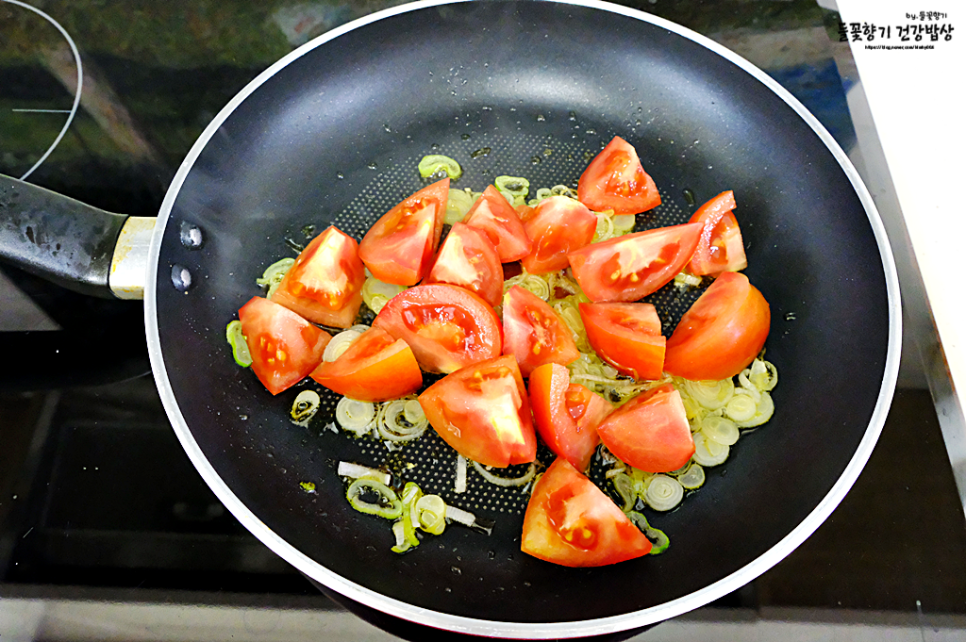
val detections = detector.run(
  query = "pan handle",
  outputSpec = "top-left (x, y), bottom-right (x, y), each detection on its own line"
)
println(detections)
top-left (0, 174), bottom-right (155, 300)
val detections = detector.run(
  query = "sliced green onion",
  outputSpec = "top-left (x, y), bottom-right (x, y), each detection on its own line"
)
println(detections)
top-left (495, 175), bottom-right (530, 206)
top-left (676, 463), bottom-right (706, 490)
top-left (735, 391), bottom-right (774, 428)
top-left (503, 271), bottom-right (550, 301)
top-left (736, 372), bottom-right (762, 402)
top-left (324, 329), bottom-right (364, 363)
top-left (225, 320), bottom-right (252, 367)
top-left (337, 461), bottom-right (392, 486)
top-left (627, 511), bottom-right (670, 555)
top-left (550, 184), bottom-right (578, 198)
top-left (362, 276), bottom-right (406, 314)
top-left (401, 482), bottom-right (422, 547)
top-left (692, 431), bottom-right (729, 467)
top-left (701, 415), bottom-right (740, 446)
top-left (611, 473), bottom-right (638, 512)
top-left (390, 520), bottom-right (412, 553)
top-left (255, 257), bottom-right (295, 297)
top-left (644, 475), bottom-right (684, 511)
top-left (470, 460), bottom-right (536, 487)
top-left (746, 359), bottom-right (779, 392)
top-left (346, 478), bottom-right (402, 519)
top-left (444, 503), bottom-right (477, 527)
top-left (336, 397), bottom-right (376, 437)
top-left (724, 393), bottom-right (758, 423)
top-left (612, 214), bottom-right (636, 233)
top-left (418, 154), bottom-right (462, 180)
top-left (455, 455), bottom-right (467, 493)
top-left (403, 400), bottom-right (425, 425)
top-left (681, 378), bottom-right (735, 410)
top-left (673, 272), bottom-right (703, 288)
top-left (377, 399), bottom-right (429, 442)
top-left (446, 188), bottom-right (477, 225)
top-left (290, 390), bottom-right (321, 424)
top-left (594, 212), bottom-right (616, 242)
top-left (415, 494), bottom-right (447, 535)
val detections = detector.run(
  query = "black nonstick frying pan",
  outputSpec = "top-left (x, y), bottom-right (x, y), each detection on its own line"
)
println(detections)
top-left (0, 0), bottom-right (900, 638)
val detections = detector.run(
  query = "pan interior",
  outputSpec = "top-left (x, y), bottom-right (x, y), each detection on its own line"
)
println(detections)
top-left (150, 0), bottom-right (894, 631)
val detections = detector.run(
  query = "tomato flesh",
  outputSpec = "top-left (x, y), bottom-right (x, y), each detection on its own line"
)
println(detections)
top-left (579, 302), bottom-right (666, 380)
top-left (310, 327), bottom-right (422, 402)
top-left (358, 179), bottom-right (450, 285)
top-left (270, 226), bottom-right (366, 328)
top-left (238, 296), bottom-right (331, 395)
top-left (502, 285), bottom-right (580, 377)
top-left (577, 136), bottom-right (661, 215)
top-left (688, 190), bottom-right (748, 276)
top-left (521, 457), bottom-right (652, 567)
top-left (596, 384), bottom-right (694, 473)
top-left (425, 222), bottom-right (504, 307)
top-left (418, 355), bottom-right (536, 468)
top-left (372, 283), bottom-right (502, 374)
top-left (568, 222), bottom-right (702, 302)
top-left (664, 271), bottom-right (770, 380)
top-left (521, 196), bottom-right (597, 274)
top-left (463, 185), bottom-right (533, 262)
top-left (529, 363), bottom-right (612, 471)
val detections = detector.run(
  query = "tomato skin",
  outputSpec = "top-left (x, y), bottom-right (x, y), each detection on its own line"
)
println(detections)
top-left (463, 185), bottom-right (533, 262)
top-left (577, 136), bottom-right (661, 215)
top-left (238, 296), bottom-right (331, 395)
top-left (425, 223), bottom-right (504, 307)
top-left (568, 222), bottom-right (702, 302)
top-left (372, 283), bottom-right (502, 374)
top-left (270, 226), bottom-right (366, 329)
top-left (502, 286), bottom-right (580, 377)
top-left (529, 363), bottom-right (612, 472)
top-left (358, 179), bottom-right (450, 285)
top-left (521, 457), bottom-right (652, 567)
top-left (664, 271), bottom-right (770, 380)
top-left (596, 384), bottom-right (694, 473)
top-left (688, 191), bottom-right (748, 276)
top-left (310, 327), bottom-right (422, 402)
top-left (578, 302), bottom-right (666, 380)
top-left (418, 355), bottom-right (537, 468)
top-left (521, 196), bottom-right (597, 274)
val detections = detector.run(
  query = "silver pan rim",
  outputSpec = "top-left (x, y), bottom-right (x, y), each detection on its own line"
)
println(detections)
top-left (144, 0), bottom-right (902, 637)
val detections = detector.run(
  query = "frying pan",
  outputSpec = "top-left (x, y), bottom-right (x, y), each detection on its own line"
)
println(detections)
top-left (0, 0), bottom-right (900, 638)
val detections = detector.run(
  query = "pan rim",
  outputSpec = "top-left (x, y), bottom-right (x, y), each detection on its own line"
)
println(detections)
top-left (144, 0), bottom-right (902, 637)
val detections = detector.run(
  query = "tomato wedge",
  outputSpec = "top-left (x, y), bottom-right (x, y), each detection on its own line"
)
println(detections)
top-left (502, 285), bottom-right (580, 377)
top-left (529, 363), bottom-right (612, 472)
top-left (521, 196), bottom-right (597, 274)
top-left (578, 302), bottom-right (665, 380)
top-left (596, 384), bottom-right (694, 473)
top-left (270, 226), bottom-right (366, 328)
top-left (521, 457), bottom-right (652, 567)
top-left (425, 223), bottom-right (504, 307)
top-left (463, 185), bottom-right (533, 262)
top-left (237, 296), bottom-right (331, 395)
top-left (688, 190), bottom-right (748, 276)
top-left (372, 283), bottom-right (502, 374)
top-left (567, 222), bottom-right (702, 302)
top-left (664, 271), bottom-right (770, 380)
top-left (418, 355), bottom-right (536, 468)
top-left (310, 327), bottom-right (422, 402)
top-left (577, 136), bottom-right (661, 215)
top-left (358, 178), bottom-right (450, 285)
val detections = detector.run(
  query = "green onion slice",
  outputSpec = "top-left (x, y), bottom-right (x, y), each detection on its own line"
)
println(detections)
top-left (391, 520), bottom-right (412, 554)
top-left (255, 257), bottom-right (295, 297)
top-left (415, 494), bottom-right (447, 535)
top-left (627, 511), bottom-right (670, 555)
top-left (418, 154), bottom-right (462, 180)
top-left (611, 472), bottom-right (638, 512)
top-left (401, 482), bottom-right (422, 547)
top-left (495, 175), bottom-right (530, 206)
top-left (290, 390), bottom-right (321, 424)
top-left (346, 479), bottom-right (402, 520)
top-left (676, 463), bottom-right (706, 490)
top-left (225, 320), bottom-right (252, 367)
top-left (445, 188), bottom-right (476, 225)
top-left (735, 391), bottom-right (774, 428)
top-left (644, 475), bottom-right (684, 512)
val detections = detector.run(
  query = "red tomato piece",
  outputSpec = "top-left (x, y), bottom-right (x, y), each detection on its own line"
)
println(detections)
top-left (463, 185), bottom-right (533, 262)
top-left (372, 283), bottom-right (502, 374)
top-left (310, 327), bottom-right (422, 402)
top-left (521, 196), bottom-right (597, 274)
top-left (596, 384), bottom-right (694, 473)
top-left (578, 302), bottom-right (666, 380)
top-left (270, 226), bottom-right (366, 328)
top-left (358, 179), bottom-right (450, 285)
top-left (568, 222), bottom-right (702, 302)
top-left (425, 223), bottom-right (504, 307)
top-left (529, 363), bottom-right (612, 472)
top-left (687, 190), bottom-right (748, 276)
top-left (502, 285), bottom-right (580, 377)
top-left (238, 296), bottom-right (331, 395)
top-left (418, 355), bottom-right (536, 468)
top-left (664, 271), bottom-right (770, 381)
top-left (577, 136), bottom-right (661, 215)
top-left (521, 457), bottom-right (652, 567)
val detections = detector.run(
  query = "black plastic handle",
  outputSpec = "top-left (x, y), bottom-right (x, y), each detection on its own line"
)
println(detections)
top-left (0, 174), bottom-right (128, 298)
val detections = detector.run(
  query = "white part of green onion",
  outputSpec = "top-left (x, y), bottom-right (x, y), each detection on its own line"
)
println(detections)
top-left (747, 359), bottom-right (779, 392)
top-left (415, 494), bottom-right (448, 535)
top-left (455, 455), bottom-right (467, 493)
top-left (693, 432), bottom-right (730, 467)
top-left (612, 214), bottom-right (636, 232)
top-left (290, 390), bottom-right (321, 424)
top-left (418, 154), bottom-right (462, 180)
top-left (503, 272), bottom-right (550, 301)
top-left (735, 391), bottom-right (775, 428)
top-left (444, 504), bottom-right (477, 527)
top-left (377, 399), bottom-right (429, 442)
top-left (681, 378), bottom-right (735, 410)
top-left (677, 464), bottom-right (706, 490)
top-left (644, 475), bottom-right (684, 512)
top-left (225, 320), bottom-right (252, 367)
top-left (323, 329), bottom-right (364, 363)
top-left (335, 397), bottom-right (376, 437)
top-left (391, 520), bottom-right (411, 553)
top-left (337, 461), bottom-right (392, 486)
top-left (470, 460), bottom-right (536, 487)
top-left (724, 393), bottom-right (758, 423)
top-left (701, 415), bottom-right (740, 446)
top-left (445, 188), bottom-right (476, 225)
top-left (255, 257), bottom-right (296, 297)
top-left (362, 276), bottom-right (406, 314)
